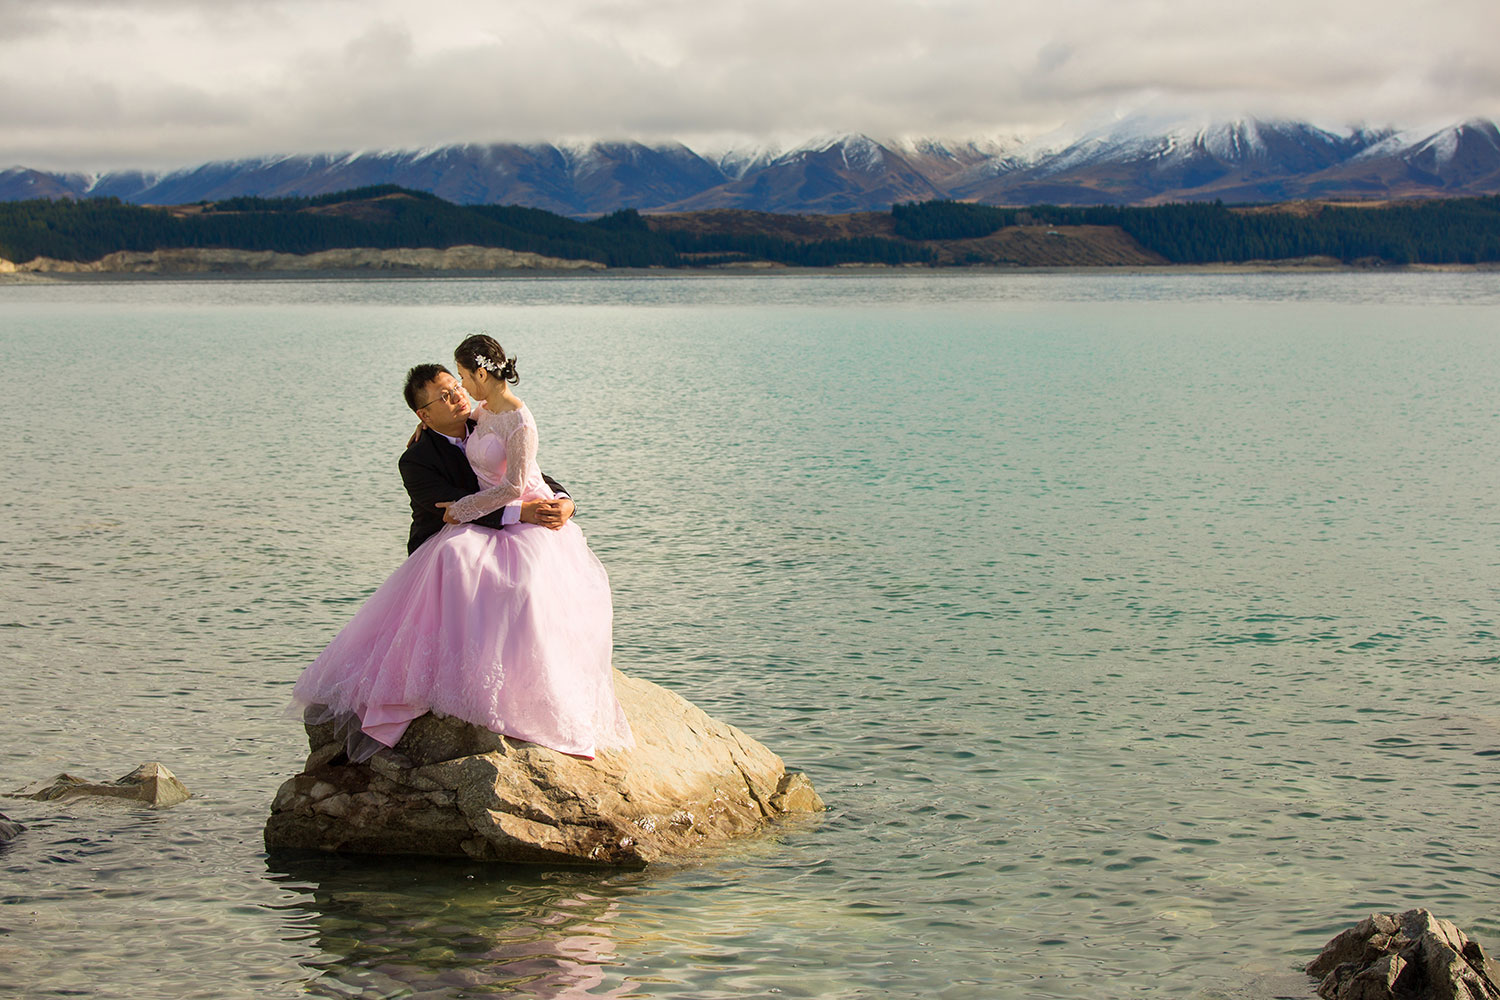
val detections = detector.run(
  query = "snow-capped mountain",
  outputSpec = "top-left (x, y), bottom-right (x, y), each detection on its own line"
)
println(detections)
top-left (1319, 119), bottom-right (1500, 194)
top-left (0, 167), bottom-right (103, 200)
top-left (662, 133), bottom-right (947, 214)
top-left (1412, 120), bottom-right (1500, 180)
top-left (887, 136), bottom-right (1020, 184)
top-left (0, 142), bottom-right (731, 215)
top-left (547, 141), bottom-right (728, 212)
top-left (704, 143), bottom-right (783, 181)
top-left (4, 117), bottom-right (1498, 213)
top-left (949, 113), bottom-right (1396, 205)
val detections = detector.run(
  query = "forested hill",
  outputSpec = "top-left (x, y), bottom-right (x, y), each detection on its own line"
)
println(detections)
top-left (0, 186), bottom-right (932, 268)
top-left (890, 198), bottom-right (1500, 266)
top-left (2, 186), bottom-right (1499, 269)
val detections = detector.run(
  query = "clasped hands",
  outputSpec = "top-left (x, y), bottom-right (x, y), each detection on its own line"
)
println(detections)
top-left (435, 496), bottom-right (574, 529)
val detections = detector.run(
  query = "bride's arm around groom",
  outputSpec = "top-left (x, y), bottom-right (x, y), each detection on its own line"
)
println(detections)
top-left (398, 363), bottom-right (572, 555)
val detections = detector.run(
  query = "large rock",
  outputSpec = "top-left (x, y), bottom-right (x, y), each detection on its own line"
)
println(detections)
top-left (264, 671), bottom-right (824, 865)
top-left (1307, 909), bottom-right (1500, 1000)
top-left (8, 763), bottom-right (191, 808)
top-left (0, 811), bottom-right (24, 843)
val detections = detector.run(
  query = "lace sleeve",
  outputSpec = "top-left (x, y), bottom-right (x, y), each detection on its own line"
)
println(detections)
top-left (445, 419), bottom-right (537, 523)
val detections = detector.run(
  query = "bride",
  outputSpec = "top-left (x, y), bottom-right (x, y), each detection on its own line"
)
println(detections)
top-left (292, 334), bottom-right (632, 760)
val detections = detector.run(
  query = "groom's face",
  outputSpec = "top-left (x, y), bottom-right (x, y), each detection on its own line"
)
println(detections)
top-left (416, 373), bottom-right (472, 436)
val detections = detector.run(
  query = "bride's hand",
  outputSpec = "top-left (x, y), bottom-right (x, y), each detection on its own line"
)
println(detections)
top-left (435, 501), bottom-right (461, 525)
top-left (406, 423), bottom-right (424, 447)
top-left (521, 497), bottom-right (573, 529)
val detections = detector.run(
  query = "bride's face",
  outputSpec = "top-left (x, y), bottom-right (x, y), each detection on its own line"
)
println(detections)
top-left (456, 364), bottom-right (482, 399)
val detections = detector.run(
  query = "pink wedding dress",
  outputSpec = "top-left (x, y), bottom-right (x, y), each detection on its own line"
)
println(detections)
top-left (292, 402), bottom-right (632, 759)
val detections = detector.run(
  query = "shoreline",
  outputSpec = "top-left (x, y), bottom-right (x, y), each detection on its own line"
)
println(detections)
top-left (4, 261), bottom-right (1498, 284)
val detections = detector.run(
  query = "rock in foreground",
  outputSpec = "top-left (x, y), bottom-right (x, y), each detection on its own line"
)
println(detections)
top-left (264, 671), bottom-right (824, 865)
top-left (8, 763), bottom-right (191, 808)
top-left (1307, 909), bottom-right (1500, 1000)
top-left (0, 811), bottom-right (24, 843)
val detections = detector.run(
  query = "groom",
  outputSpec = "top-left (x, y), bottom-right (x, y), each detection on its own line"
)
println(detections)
top-left (399, 363), bottom-right (574, 554)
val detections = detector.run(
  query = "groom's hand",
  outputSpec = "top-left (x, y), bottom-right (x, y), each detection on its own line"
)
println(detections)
top-left (521, 497), bottom-right (574, 530)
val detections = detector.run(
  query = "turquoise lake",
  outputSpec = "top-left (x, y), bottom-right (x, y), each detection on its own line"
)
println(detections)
top-left (1, 271), bottom-right (1498, 998)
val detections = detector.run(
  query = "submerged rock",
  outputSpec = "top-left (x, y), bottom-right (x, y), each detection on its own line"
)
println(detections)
top-left (0, 811), bottom-right (23, 842)
top-left (264, 671), bottom-right (823, 865)
top-left (8, 763), bottom-right (191, 809)
top-left (1307, 909), bottom-right (1500, 1000)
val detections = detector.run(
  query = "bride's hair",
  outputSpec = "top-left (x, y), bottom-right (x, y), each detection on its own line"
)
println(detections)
top-left (454, 334), bottom-right (519, 385)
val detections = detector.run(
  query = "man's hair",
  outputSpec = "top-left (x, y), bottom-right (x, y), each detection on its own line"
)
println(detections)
top-left (403, 364), bottom-right (452, 412)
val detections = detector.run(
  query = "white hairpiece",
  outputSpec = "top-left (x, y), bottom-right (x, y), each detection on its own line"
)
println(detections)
top-left (473, 354), bottom-right (504, 374)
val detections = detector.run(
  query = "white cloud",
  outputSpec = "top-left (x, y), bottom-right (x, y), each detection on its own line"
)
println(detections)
top-left (1, 0), bottom-right (1496, 169)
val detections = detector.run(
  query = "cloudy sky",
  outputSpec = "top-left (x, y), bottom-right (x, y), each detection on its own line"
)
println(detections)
top-left (4, 0), bottom-right (1498, 171)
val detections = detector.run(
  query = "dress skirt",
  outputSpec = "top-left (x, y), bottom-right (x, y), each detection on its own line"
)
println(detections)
top-left (292, 521), bottom-right (632, 759)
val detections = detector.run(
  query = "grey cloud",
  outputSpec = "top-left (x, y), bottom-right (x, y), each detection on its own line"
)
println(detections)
top-left (0, 77), bottom-right (122, 128)
top-left (0, 9), bottom-right (64, 42)
top-left (1428, 51), bottom-right (1500, 98)
top-left (2, 0), bottom-right (1497, 170)
top-left (1035, 43), bottom-right (1072, 76)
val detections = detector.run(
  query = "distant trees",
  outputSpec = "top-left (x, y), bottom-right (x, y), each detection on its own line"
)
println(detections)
top-left (891, 197), bottom-right (1500, 264)
top-left (891, 200), bottom-right (1016, 239)
top-left (0, 191), bottom-right (681, 267)
top-left (0, 191), bottom-right (935, 268)
top-left (3, 188), bottom-right (1498, 268)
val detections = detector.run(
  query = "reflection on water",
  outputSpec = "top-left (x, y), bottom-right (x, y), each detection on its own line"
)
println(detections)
top-left (265, 826), bottom-right (844, 1000)
top-left (268, 859), bottom-right (635, 999)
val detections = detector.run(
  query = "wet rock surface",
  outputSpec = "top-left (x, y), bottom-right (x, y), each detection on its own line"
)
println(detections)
top-left (7, 763), bottom-right (191, 809)
top-left (265, 671), bottom-right (824, 865)
top-left (1307, 909), bottom-right (1500, 1000)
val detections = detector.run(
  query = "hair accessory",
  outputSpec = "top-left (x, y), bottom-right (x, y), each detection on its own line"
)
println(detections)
top-left (473, 354), bottom-right (504, 374)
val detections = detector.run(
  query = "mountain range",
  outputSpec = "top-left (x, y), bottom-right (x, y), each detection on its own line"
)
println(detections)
top-left (4, 114), bottom-right (1500, 215)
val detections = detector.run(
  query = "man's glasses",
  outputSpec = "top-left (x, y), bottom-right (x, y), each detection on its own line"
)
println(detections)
top-left (420, 385), bottom-right (466, 409)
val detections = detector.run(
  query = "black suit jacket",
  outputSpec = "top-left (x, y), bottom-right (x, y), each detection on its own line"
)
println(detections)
top-left (399, 423), bottom-right (567, 555)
